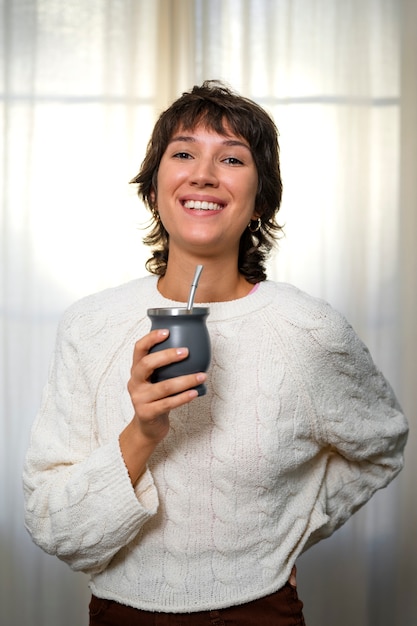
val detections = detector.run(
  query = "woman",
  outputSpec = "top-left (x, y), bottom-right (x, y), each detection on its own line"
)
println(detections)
top-left (23, 81), bottom-right (408, 625)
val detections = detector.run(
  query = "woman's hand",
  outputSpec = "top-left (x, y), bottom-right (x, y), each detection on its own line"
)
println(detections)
top-left (128, 328), bottom-right (206, 441)
top-left (119, 329), bottom-right (206, 485)
top-left (289, 565), bottom-right (297, 588)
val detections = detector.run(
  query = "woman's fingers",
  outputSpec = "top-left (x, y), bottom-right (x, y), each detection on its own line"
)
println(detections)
top-left (131, 329), bottom-right (170, 369)
top-left (289, 565), bottom-right (297, 587)
top-left (137, 373), bottom-right (206, 420)
top-left (148, 372), bottom-right (206, 405)
top-left (129, 370), bottom-right (206, 415)
top-left (140, 347), bottom-right (191, 384)
top-left (130, 330), bottom-right (194, 383)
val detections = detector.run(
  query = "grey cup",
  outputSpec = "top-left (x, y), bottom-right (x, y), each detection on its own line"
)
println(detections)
top-left (147, 307), bottom-right (211, 396)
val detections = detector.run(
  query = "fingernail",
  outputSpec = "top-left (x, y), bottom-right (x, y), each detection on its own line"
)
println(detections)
top-left (196, 373), bottom-right (206, 382)
top-left (160, 329), bottom-right (169, 337)
top-left (176, 347), bottom-right (188, 355)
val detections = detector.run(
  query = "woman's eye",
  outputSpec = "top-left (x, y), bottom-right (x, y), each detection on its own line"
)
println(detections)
top-left (223, 156), bottom-right (244, 165)
top-left (173, 152), bottom-right (192, 159)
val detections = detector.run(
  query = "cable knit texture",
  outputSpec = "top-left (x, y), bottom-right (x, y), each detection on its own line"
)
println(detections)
top-left (23, 276), bottom-right (408, 612)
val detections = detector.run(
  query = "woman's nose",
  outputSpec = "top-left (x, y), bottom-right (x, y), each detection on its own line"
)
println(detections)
top-left (189, 158), bottom-right (219, 187)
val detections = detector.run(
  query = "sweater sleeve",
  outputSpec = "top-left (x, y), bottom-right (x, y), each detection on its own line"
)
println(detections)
top-left (302, 305), bottom-right (408, 550)
top-left (23, 306), bottom-right (159, 574)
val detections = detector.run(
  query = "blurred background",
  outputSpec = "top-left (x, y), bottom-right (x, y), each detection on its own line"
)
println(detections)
top-left (1, 0), bottom-right (416, 624)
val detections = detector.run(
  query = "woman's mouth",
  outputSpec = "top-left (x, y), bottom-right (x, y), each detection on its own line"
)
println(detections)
top-left (183, 200), bottom-right (224, 211)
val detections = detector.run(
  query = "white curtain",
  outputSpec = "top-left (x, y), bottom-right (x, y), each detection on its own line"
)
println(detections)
top-left (1, 1), bottom-right (416, 624)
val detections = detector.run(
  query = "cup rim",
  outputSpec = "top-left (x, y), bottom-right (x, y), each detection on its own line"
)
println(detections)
top-left (147, 307), bottom-right (210, 316)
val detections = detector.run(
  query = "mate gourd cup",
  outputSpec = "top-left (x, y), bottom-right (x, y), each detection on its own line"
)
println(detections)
top-left (147, 307), bottom-right (211, 396)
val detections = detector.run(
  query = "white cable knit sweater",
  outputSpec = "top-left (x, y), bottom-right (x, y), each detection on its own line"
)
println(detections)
top-left (23, 276), bottom-right (408, 613)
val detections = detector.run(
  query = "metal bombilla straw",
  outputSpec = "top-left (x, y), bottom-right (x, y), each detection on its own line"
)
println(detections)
top-left (186, 265), bottom-right (204, 312)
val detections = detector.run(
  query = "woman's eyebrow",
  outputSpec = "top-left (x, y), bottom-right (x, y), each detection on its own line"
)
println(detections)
top-left (169, 135), bottom-right (196, 144)
top-left (222, 139), bottom-right (251, 150)
top-left (168, 135), bottom-right (251, 150)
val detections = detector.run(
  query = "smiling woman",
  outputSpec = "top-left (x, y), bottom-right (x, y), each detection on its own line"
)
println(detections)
top-left (22, 81), bottom-right (408, 626)
top-left (153, 125), bottom-right (259, 292)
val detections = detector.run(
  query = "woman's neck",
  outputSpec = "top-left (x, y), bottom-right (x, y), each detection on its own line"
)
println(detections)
top-left (157, 256), bottom-right (254, 303)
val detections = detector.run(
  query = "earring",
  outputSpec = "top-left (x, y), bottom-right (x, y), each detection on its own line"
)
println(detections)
top-left (248, 218), bottom-right (261, 233)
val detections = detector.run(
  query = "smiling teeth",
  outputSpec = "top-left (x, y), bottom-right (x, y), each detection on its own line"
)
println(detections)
top-left (184, 200), bottom-right (223, 211)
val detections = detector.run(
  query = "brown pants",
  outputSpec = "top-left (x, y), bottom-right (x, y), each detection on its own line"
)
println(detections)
top-left (89, 583), bottom-right (306, 625)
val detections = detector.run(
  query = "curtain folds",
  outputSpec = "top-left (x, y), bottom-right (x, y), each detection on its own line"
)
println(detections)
top-left (1, 1), bottom-right (415, 624)
top-left (397, 0), bottom-right (417, 619)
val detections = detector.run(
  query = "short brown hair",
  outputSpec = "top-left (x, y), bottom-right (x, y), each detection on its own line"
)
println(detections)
top-left (131, 80), bottom-right (283, 282)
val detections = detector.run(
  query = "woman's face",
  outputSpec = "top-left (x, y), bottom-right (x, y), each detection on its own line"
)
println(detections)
top-left (154, 123), bottom-right (259, 261)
